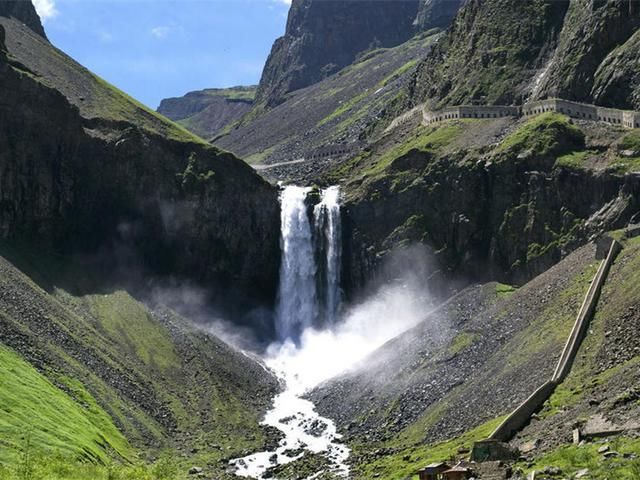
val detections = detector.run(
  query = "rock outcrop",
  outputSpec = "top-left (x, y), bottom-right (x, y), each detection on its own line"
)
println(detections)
top-left (536, 0), bottom-right (640, 110)
top-left (411, 0), bottom-right (571, 107)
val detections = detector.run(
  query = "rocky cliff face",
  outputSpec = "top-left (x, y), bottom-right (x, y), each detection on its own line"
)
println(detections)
top-left (409, 0), bottom-right (640, 109)
top-left (535, 0), bottom-right (640, 109)
top-left (0, 0), bottom-right (45, 38)
top-left (411, 0), bottom-right (571, 107)
top-left (0, 16), bottom-right (281, 311)
top-left (157, 86), bottom-right (255, 140)
top-left (256, 0), bottom-right (462, 107)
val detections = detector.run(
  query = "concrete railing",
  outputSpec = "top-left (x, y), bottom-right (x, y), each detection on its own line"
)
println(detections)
top-left (485, 239), bottom-right (622, 444)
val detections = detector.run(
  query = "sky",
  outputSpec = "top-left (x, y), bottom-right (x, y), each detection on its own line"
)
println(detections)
top-left (33, 0), bottom-right (291, 109)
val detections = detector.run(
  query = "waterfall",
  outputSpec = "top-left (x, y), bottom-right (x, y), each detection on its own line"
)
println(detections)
top-left (275, 186), bottom-right (318, 342)
top-left (232, 187), bottom-right (349, 479)
top-left (314, 186), bottom-right (342, 326)
top-left (275, 185), bottom-right (342, 342)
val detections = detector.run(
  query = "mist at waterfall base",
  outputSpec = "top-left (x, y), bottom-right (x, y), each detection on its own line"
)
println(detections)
top-left (268, 259), bottom-right (434, 391)
top-left (230, 186), bottom-right (435, 479)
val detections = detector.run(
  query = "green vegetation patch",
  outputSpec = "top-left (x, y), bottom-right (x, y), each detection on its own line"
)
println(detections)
top-left (0, 451), bottom-right (185, 480)
top-left (495, 283), bottom-right (517, 298)
top-left (520, 436), bottom-right (640, 478)
top-left (366, 123), bottom-right (464, 176)
top-left (202, 87), bottom-right (256, 102)
top-left (353, 417), bottom-right (505, 480)
top-left (81, 292), bottom-right (179, 373)
top-left (90, 76), bottom-right (207, 145)
top-left (0, 344), bottom-right (131, 465)
top-left (610, 156), bottom-right (640, 173)
top-left (619, 130), bottom-right (640, 152)
top-left (448, 331), bottom-right (479, 355)
top-left (503, 259), bottom-right (599, 369)
top-left (497, 113), bottom-right (585, 160)
top-left (555, 150), bottom-right (592, 169)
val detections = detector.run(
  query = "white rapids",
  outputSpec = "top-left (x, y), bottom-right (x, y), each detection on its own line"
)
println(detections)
top-left (229, 358), bottom-right (350, 480)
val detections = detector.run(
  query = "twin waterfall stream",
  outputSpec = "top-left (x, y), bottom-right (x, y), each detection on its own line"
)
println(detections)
top-left (231, 186), bottom-right (350, 480)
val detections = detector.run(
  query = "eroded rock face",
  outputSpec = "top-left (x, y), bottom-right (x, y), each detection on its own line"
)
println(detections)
top-left (0, 0), bottom-right (45, 38)
top-left (535, 0), bottom-right (640, 109)
top-left (256, 0), bottom-right (462, 107)
top-left (0, 45), bottom-right (281, 309)
top-left (411, 0), bottom-right (571, 106)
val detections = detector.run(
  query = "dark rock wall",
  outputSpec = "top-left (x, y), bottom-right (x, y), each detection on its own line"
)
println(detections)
top-left (0, 55), bottom-right (281, 308)
top-left (342, 158), bottom-right (640, 297)
top-left (415, 0), bottom-right (467, 30)
top-left (158, 89), bottom-right (255, 140)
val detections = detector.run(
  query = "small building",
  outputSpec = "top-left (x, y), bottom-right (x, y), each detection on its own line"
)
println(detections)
top-left (442, 462), bottom-right (473, 480)
top-left (417, 462), bottom-right (450, 480)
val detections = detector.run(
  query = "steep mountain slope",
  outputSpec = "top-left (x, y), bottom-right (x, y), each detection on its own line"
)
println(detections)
top-left (255, 0), bottom-right (423, 107)
top-left (411, 0), bottom-right (571, 107)
top-left (216, 33), bottom-right (437, 173)
top-left (157, 86), bottom-right (256, 141)
top-left (0, 242), bottom-right (279, 477)
top-left (311, 243), bottom-right (597, 476)
top-left (312, 236), bottom-right (640, 479)
top-left (535, 0), bottom-right (640, 109)
top-left (0, 8), bottom-right (282, 476)
top-left (409, 0), bottom-right (640, 110)
top-left (0, 16), bottom-right (281, 308)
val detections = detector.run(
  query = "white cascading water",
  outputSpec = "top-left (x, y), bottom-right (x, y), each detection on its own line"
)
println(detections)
top-left (274, 186), bottom-right (318, 342)
top-left (314, 186), bottom-right (342, 326)
top-left (230, 187), bottom-right (434, 480)
top-left (230, 185), bottom-right (349, 480)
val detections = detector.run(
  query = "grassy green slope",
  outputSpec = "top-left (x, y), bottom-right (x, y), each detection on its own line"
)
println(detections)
top-left (0, 242), bottom-right (278, 478)
top-left (345, 248), bottom-right (598, 479)
top-left (0, 16), bottom-right (204, 144)
top-left (0, 344), bottom-right (131, 465)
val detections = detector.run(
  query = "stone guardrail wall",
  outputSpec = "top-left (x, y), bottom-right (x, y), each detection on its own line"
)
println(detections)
top-left (421, 98), bottom-right (640, 129)
top-left (384, 104), bottom-right (424, 133)
top-left (487, 239), bottom-right (622, 443)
